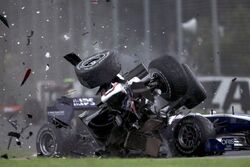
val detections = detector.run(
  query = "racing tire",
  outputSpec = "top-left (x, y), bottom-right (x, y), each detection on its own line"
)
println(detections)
top-left (148, 55), bottom-right (188, 101)
top-left (174, 115), bottom-right (215, 156)
top-left (246, 133), bottom-right (250, 145)
top-left (36, 124), bottom-right (77, 157)
top-left (75, 50), bottom-right (121, 88)
top-left (182, 64), bottom-right (207, 109)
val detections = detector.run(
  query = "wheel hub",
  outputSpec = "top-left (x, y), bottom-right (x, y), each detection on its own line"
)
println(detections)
top-left (39, 132), bottom-right (57, 156)
top-left (178, 124), bottom-right (199, 149)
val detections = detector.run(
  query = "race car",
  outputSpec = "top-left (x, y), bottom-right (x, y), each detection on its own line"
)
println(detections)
top-left (36, 50), bottom-right (250, 157)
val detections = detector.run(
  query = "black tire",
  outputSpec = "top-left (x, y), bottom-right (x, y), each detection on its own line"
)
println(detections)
top-left (148, 55), bottom-right (188, 101)
top-left (182, 64), bottom-right (207, 109)
top-left (36, 124), bottom-right (77, 157)
top-left (36, 124), bottom-right (62, 157)
top-left (75, 50), bottom-right (121, 88)
top-left (174, 115), bottom-right (215, 156)
top-left (246, 133), bottom-right (250, 145)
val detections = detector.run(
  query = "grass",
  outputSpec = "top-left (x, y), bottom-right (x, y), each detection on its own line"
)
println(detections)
top-left (0, 157), bottom-right (250, 167)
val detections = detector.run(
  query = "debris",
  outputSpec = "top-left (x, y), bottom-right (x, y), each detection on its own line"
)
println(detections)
top-left (7, 137), bottom-right (12, 150)
top-left (0, 14), bottom-right (9, 28)
top-left (27, 30), bottom-right (34, 38)
top-left (64, 53), bottom-right (82, 66)
top-left (45, 52), bottom-right (51, 58)
top-left (29, 131), bottom-right (33, 136)
top-left (82, 32), bottom-right (89, 36)
top-left (8, 132), bottom-right (21, 139)
top-left (232, 77), bottom-right (237, 82)
top-left (106, 0), bottom-right (110, 2)
top-left (7, 119), bottom-right (18, 130)
top-left (1, 154), bottom-right (8, 159)
top-left (45, 64), bottom-right (50, 71)
top-left (63, 34), bottom-right (70, 40)
top-left (22, 62), bottom-right (25, 65)
top-left (27, 38), bottom-right (31, 46)
top-left (27, 114), bottom-right (32, 119)
top-left (16, 140), bottom-right (21, 146)
top-left (8, 112), bottom-right (18, 120)
top-left (26, 131), bottom-right (33, 139)
top-left (21, 68), bottom-right (32, 86)
top-left (93, 41), bottom-right (98, 45)
top-left (26, 30), bottom-right (34, 46)
top-left (20, 124), bottom-right (30, 134)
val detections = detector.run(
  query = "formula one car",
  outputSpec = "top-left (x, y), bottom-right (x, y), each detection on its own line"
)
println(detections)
top-left (36, 51), bottom-right (250, 157)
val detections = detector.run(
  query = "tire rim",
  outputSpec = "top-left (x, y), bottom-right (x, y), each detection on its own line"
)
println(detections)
top-left (39, 131), bottom-right (57, 156)
top-left (177, 124), bottom-right (199, 150)
top-left (79, 51), bottom-right (109, 69)
top-left (151, 70), bottom-right (171, 99)
top-left (84, 55), bottom-right (104, 67)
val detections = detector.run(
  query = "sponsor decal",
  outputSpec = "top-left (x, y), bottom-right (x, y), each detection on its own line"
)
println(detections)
top-left (221, 138), bottom-right (234, 151)
top-left (73, 97), bottom-right (96, 107)
top-left (48, 110), bottom-right (65, 116)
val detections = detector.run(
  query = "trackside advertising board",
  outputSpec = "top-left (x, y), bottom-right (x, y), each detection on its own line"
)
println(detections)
top-left (198, 76), bottom-right (250, 114)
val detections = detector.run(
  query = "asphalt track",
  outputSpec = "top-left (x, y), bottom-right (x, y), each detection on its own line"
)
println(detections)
top-left (222, 150), bottom-right (250, 158)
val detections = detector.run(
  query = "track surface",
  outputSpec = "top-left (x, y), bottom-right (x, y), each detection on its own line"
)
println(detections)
top-left (222, 150), bottom-right (250, 157)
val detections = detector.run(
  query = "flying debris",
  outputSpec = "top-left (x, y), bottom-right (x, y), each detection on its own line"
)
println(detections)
top-left (8, 131), bottom-right (21, 139)
top-left (82, 32), bottom-right (89, 36)
top-left (7, 119), bottom-right (18, 130)
top-left (27, 38), bottom-right (31, 46)
top-left (45, 52), bottom-right (51, 58)
top-left (26, 30), bottom-right (34, 46)
top-left (63, 34), bottom-right (70, 40)
top-left (7, 137), bottom-right (12, 150)
top-left (20, 124), bottom-right (30, 134)
top-left (45, 64), bottom-right (50, 71)
top-left (16, 140), bottom-right (21, 146)
top-left (26, 131), bottom-right (33, 139)
top-left (27, 114), bottom-right (32, 119)
top-left (232, 77), bottom-right (237, 82)
top-left (64, 53), bottom-right (82, 66)
top-left (0, 14), bottom-right (9, 28)
top-left (1, 154), bottom-right (8, 159)
top-left (20, 68), bottom-right (32, 86)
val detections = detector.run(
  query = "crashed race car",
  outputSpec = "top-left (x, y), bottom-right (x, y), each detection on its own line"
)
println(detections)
top-left (36, 50), bottom-right (250, 157)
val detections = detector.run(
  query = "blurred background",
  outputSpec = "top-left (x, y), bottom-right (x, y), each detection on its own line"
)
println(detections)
top-left (1, 0), bottom-right (250, 154)
top-left (1, 0), bottom-right (250, 158)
